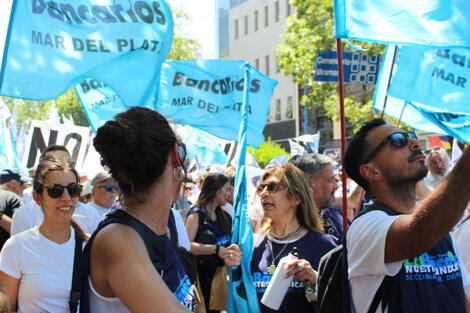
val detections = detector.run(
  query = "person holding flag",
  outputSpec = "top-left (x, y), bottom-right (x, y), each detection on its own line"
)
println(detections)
top-left (224, 163), bottom-right (337, 312)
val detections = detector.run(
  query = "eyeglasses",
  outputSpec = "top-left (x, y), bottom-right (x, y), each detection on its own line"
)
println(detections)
top-left (256, 182), bottom-right (282, 194)
top-left (177, 143), bottom-right (186, 165)
top-left (44, 183), bottom-right (81, 199)
top-left (363, 131), bottom-right (418, 164)
top-left (97, 184), bottom-right (119, 192)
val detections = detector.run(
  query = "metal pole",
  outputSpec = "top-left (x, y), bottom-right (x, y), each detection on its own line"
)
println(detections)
top-left (304, 83), bottom-right (308, 134)
top-left (336, 38), bottom-right (349, 236)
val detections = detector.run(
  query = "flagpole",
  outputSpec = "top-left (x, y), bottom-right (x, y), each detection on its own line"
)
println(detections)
top-left (380, 45), bottom-right (398, 118)
top-left (336, 38), bottom-right (349, 235)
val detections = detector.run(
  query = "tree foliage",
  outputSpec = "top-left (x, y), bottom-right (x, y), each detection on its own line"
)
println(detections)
top-left (1, 7), bottom-right (200, 128)
top-left (248, 138), bottom-right (290, 168)
top-left (276, 0), bottom-right (385, 129)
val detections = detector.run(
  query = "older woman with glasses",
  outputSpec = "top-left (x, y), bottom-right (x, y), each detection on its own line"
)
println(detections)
top-left (225, 163), bottom-right (337, 313)
top-left (0, 156), bottom-right (87, 312)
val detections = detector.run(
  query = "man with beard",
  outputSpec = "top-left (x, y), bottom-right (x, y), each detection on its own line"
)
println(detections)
top-left (290, 154), bottom-right (347, 240)
top-left (424, 146), bottom-right (450, 189)
top-left (343, 118), bottom-right (470, 313)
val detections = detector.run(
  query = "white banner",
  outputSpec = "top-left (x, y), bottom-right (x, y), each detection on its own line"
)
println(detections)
top-left (23, 121), bottom-right (91, 170)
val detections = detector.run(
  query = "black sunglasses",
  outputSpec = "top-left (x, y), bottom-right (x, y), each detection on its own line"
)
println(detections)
top-left (256, 182), bottom-right (283, 194)
top-left (363, 131), bottom-right (418, 164)
top-left (44, 183), bottom-right (81, 199)
top-left (98, 184), bottom-right (119, 192)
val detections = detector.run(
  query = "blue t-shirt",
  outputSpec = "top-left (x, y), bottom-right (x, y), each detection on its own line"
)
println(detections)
top-left (158, 234), bottom-right (195, 310)
top-left (387, 235), bottom-right (466, 313)
top-left (251, 230), bottom-right (337, 313)
top-left (320, 206), bottom-right (350, 241)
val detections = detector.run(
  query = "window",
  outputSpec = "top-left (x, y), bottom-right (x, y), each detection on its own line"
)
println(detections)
top-left (275, 99), bottom-right (281, 121)
top-left (234, 19), bottom-right (239, 39)
top-left (255, 58), bottom-right (259, 69)
top-left (264, 5), bottom-right (269, 27)
top-left (265, 55), bottom-right (270, 75)
top-left (275, 1), bottom-right (280, 22)
top-left (254, 10), bottom-right (258, 31)
top-left (244, 15), bottom-right (248, 35)
top-left (286, 0), bottom-right (292, 16)
top-left (285, 96), bottom-right (293, 118)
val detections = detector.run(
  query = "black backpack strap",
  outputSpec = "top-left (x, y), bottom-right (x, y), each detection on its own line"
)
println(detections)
top-left (105, 209), bottom-right (167, 271)
top-left (69, 231), bottom-right (83, 313)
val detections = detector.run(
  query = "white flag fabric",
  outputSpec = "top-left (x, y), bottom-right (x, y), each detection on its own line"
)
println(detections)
top-left (289, 139), bottom-right (305, 157)
top-left (451, 138), bottom-right (463, 170)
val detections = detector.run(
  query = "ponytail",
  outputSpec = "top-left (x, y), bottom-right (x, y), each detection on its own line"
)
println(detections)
top-left (71, 219), bottom-right (88, 242)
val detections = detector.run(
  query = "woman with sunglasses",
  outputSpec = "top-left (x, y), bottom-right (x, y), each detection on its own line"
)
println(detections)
top-left (81, 107), bottom-right (193, 312)
top-left (0, 156), bottom-right (87, 312)
top-left (224, 163), bottom-right (337, 313)
top-left (185, 173), bottom-right (232, 313)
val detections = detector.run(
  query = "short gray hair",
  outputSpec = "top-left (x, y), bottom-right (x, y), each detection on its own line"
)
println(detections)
top-left (289, 153), bottom-right (336, 179)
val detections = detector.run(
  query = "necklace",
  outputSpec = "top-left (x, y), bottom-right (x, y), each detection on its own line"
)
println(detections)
top-left (266, 238), bottom-right (290, 275)
top-left (269, 225), bottom-right (304, 241)
top-left (121, 206), bottom-right (141, 222)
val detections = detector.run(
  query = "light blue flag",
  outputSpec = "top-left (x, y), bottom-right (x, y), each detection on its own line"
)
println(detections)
top-left (374, 45), bottom-right (470, 142)
top-left (0, 0), bottom-right (173, 108)
top-left (156, 60), bottom-right (278, 147)
top-left (228, 63), bottom-right (261, 313)
top-left (268, 154), bottom-right (288, 165)
top-left (184, 128), bottom-right (228, 167)
top-left (75, 79), bottom-right (128, 132)
top-left (334, 0), bottom-right (470, 48)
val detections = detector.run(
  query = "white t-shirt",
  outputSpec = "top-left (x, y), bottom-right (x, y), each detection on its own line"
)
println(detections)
top-left (11, 201), bottom-right (101, 236)
top-left (88, 201), bottom-right (110, 218)
top-left (89, 277), bottom-right (130, 313)
top-left (0, 227), bottom-right (76, 313)
top-left (454, 218), bottom-right (470, 275)
top-left (170, 207), bottom-right (190, 251)
top-left (347, 210), bottom-right (470, 313)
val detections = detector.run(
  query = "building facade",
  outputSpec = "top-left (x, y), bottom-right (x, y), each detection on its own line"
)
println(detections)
top-left (220, 0), bottom-right (297, 148)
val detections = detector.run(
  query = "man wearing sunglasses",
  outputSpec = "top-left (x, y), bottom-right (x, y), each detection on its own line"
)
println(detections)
top-left (343, 118), bottom-right (470, 313)
top-left (89, 171), bottom-right (119, 217)
top-left (424, 146), bottom-right (450, 189)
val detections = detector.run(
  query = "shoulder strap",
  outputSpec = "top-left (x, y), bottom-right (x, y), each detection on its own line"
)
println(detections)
top-left (105, 209), bottom-right (167, 269)
top-left (69, 231), bottom-right (83, 313)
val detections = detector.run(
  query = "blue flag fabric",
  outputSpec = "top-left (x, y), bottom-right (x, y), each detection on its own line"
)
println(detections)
top-left (0, 0), bottom-right (173, 107)
top-left (334, 0), bottom-right (470, 48)
top-left (374, 45), bottom-right (470, 142)
top-left (156, 60), bottom-right (278, 147)
top-left (183, 127), bottom-right (228, 167)
top-left (228, 63), bottom-right (261, 313)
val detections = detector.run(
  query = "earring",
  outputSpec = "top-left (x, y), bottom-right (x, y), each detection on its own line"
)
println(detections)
top-left (173, 167), bottom-right (183, 181)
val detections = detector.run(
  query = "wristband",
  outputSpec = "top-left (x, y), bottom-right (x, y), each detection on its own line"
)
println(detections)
top-left (215, 244), bottom-right (220, 255)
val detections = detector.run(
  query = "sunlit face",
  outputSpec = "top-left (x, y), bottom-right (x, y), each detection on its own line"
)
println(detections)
top-left (35, 170), bottom-right (79, 223)
top-left (310, 164), bottom-right (338, 210)
top-left (427, 152), bottom-right (448, 176)
top-left (9, 180), bottom-right (23, 197)
top-left (257, 175), bottom-right (297, 222)
top-left (215, 182), bottom-right (231, 207)
top-left (93, 178), bottom-right (118, 209)
top-left (365, 125), bottom-right (428, 187)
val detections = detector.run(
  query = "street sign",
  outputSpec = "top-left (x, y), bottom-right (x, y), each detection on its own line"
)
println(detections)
top-left (314, 51), bottom-right (381, 84)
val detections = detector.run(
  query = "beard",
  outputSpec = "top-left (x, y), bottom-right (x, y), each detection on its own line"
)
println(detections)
top-left (384, 162), bottom-right (428, 189)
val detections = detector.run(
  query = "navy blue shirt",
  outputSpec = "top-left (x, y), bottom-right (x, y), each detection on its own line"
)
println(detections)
top-left (251, 230), bottom-right (337, 313)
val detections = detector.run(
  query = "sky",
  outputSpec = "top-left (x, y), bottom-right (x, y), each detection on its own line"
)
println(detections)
top-left (172, 0), bottom-right (217, 59)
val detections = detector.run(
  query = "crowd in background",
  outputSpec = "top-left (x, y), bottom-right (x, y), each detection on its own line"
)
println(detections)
top-left (0, 109), bottom-right (467, 312)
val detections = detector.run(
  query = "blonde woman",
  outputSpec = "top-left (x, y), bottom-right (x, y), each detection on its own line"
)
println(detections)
top-left (225, 163), bottom-right (337, 313)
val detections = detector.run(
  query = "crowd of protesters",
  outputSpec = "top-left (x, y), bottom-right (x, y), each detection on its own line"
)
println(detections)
top-left (0, 109), bottom-right (467, 312)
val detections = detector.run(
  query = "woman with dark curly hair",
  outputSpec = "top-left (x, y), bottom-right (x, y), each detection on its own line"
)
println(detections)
top-left (80, 107), bottom-right (193, 312)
